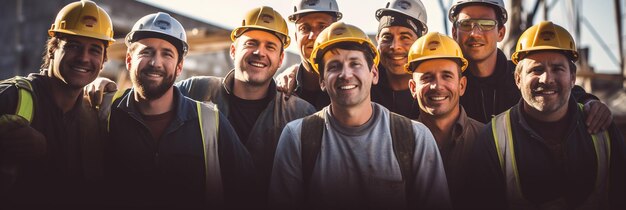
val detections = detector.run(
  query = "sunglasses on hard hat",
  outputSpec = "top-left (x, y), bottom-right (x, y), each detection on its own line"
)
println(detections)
top-left (456, 19), bottom-right (497, 32)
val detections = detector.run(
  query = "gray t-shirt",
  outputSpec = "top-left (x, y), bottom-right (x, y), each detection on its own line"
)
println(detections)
top-left (269, 103), bottom-right (451, 209)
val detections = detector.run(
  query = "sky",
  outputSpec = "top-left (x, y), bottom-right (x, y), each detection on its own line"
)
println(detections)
top-left (138, 0), bottom-right (624, 74)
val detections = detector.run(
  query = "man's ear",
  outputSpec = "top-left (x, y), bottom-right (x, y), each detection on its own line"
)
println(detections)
top-left (497, 25), bottom-right (506, 42)
top-left (371, 64), bottom-right (379, 85)
top-left (230, 42), bottom-right (236, 60)
top-left (409, 78), bottom-right (417, 99)
top-left (176, 59), bottom-right (184, 76)
top-left (125, 52), bottom-right (132, 71)
top-left (514, 69), bottom-right (522, 90)
top-left (452, 27), bottom-right (458, 40)
top-left (459, 75), bottom-right (467, 96)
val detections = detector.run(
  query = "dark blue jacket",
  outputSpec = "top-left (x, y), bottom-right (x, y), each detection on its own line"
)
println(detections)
top-left (106, 87), bottom-right (257, 209)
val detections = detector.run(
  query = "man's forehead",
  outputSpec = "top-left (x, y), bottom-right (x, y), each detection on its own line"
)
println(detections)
top-left (457, 5), bottom-right (497, 19)
top-left (62, 35), bottom-right (104, 47)
top-left (415, 59), bottom-right (460, 74)
top-left (239, 30), bottom-right (281, 45)
top-left (296, 12), bottom-right (335, 25)
top-left (323, 48), bottom-right (366, 61)
top-left (524, 51), bottom-right (569, 64)
top-left (379, 26), bottom-right (417, 36)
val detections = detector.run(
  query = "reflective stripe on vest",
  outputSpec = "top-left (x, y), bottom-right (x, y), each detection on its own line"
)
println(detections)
top-left (14, 77), bottom-right (34, 123)
top-left (196, 101), bottom-right (224, 207)
top-left (492, 105), bottom-right (611, 209)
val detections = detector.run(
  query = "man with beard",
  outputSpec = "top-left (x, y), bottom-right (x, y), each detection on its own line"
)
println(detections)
top-left (0, 1), bottom-right (113, 207)
top-left (175, 6), bottom-right (315, 204)
top-left (105, 12), bottom-right (255, 209)
top-left (270, 22), bottom-right (450, 209)
top-left (449, 0), bottom-right (612, 134)
top-left (371, 0), bottom-right (428, 119)
top-left (275, 0), bottom-right (342, 110)
top-left (407, 32), bottom-right (484, 208)
top-left (466, 21), bottom-right (625, 209)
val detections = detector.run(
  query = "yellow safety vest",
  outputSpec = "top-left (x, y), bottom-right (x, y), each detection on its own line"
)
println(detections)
top-left (10, 76), bottom-right (35, 122)
top-left (491, 104), bottom-right (611, 210)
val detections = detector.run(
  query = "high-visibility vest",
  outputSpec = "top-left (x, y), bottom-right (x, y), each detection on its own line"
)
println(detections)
top-left (104, 91), bottom-right (224, 207)
top-left (5, 76), bottom-right (35, 122)
top-left (491, 104), bottom-right (611, 209)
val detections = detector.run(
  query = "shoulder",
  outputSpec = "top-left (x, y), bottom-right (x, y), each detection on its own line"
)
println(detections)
top-left (279, 92), bottom-right (315, 112)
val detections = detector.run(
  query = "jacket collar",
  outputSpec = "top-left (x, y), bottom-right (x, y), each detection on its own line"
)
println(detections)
top-left (115, 86), bottom-right (197, 123)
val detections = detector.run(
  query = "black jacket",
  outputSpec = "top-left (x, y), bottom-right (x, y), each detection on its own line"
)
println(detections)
top-left (371, 65), bottom-right (420, 119)
top-left (465, 97), bottom-right (626, 209)
top-left (0, 73), bottom-right (105, 207)
top-left (106, 87), bottom-right (257, 209)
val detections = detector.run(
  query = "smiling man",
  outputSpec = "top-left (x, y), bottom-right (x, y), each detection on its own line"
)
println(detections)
top-left (466, 21), bottom-right (625, 209)
top-left (270, 22), bottom-right (450, 209)
top-left (275, 0), bottom-right (342, 110)
top-left (407, 32), bottom-right (484, 208)
top-left (371, 0), bottom-right (428, 119)
top-left (105, 12), bottom-right (255, 208)
top-left (0, 1), bottom-right (114, 207)
top-left (449, 0), bottom-right (613, 132)
top-left (175, 6), bottom-right (315, 204)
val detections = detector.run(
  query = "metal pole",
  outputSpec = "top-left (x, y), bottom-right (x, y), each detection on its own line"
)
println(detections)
top-left (615, 0), bottom-right (625, 88)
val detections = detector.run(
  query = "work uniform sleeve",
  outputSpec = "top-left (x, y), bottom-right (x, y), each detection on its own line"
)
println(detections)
top-left (268, 120), bottom-right (304, 209)
top-left (462, 124), bottom-right (507, 209)
top-left (572, 85), bottom-right (599, 103)
top-left (175, 77), bottom-right (194, 96)
top-left (409, 122), bottom-right (452, 209)
top-left (217, 112), bottom-right (259, 209)
top-left (608, 124), bottom-right (626, 209)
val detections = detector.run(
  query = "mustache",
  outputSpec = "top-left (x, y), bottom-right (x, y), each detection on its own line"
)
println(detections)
top-left (465, 37), bottom-right (485, 45)
top-left (141, 67), bottom-right (165, 76)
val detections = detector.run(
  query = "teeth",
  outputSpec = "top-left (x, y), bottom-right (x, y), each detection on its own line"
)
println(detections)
top-left (73, 67), bottom-right (88, 73)
top-left (145, 72), bottom-right (162, 78)
top-left (250, 62), bottom-right (266, 68)
top-left (340, 85), bottom-right (356, 90)
top-left (429, 96), bottom-right (446, 101)
top-left (392, 56), bottom-right (405, 60)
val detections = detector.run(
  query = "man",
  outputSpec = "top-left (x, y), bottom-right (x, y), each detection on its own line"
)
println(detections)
top-left (371, 0), bottom-right (428, 119)
top-left (0, 1), bottom-right (113, 207)
top-left (270, 22), bottom-right (450, 209)
top-left (466, 21), bottom-right (625, 209)
top-left (176, 6), bottom-right (315, 200)
top-left (406, 32), bottom-right (484, 208)
top-left (449, 0), bottom-right (612, 133)
top-left (275, 0), bottom-right (342, 110)
top-left (106, 12), bottom-right (255, 208)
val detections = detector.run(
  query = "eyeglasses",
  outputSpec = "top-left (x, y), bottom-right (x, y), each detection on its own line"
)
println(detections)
top-left (456, 19), bottom-right (498, 32)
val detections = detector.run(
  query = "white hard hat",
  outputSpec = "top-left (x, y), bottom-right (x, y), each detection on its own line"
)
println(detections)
top-left (288, 0), bottom-right (342, 22)
top-left (126, 12), bottom-right (189, 56)
top-left (376, 0), bottom-right (428, 34)
top-left (448, 0), bottom-right (508, 24)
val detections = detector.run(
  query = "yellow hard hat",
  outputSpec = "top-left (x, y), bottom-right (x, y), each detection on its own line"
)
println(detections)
top-left (231, 6), bottom-right (291, 48)
top-left (309, 22), bottom-right (379, 75)
top-left (48, 0), bottom-right (115, 45)
top-left (405, 32), bottom-right (467, 73)
top-left (511, 21), bottom-right (578, 64)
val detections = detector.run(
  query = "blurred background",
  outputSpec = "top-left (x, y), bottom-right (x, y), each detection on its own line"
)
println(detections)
top-left (1, 0), bottom-right (625, 133)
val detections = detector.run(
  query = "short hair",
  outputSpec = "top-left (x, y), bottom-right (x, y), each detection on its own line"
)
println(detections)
top-left (316, 42), bottom-right (375, 78)
top-left (41, 35), bottom-right (109, 70)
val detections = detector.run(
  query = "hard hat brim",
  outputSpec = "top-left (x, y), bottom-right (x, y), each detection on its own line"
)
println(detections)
top-left (49, 29), bottom-right (116, 45)
top-left (406, 56), bottom-right (468, 74)
top-left (231, 26), bottom-right (291, 48)
top-left (288, 10), bottom-right (343, 23)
